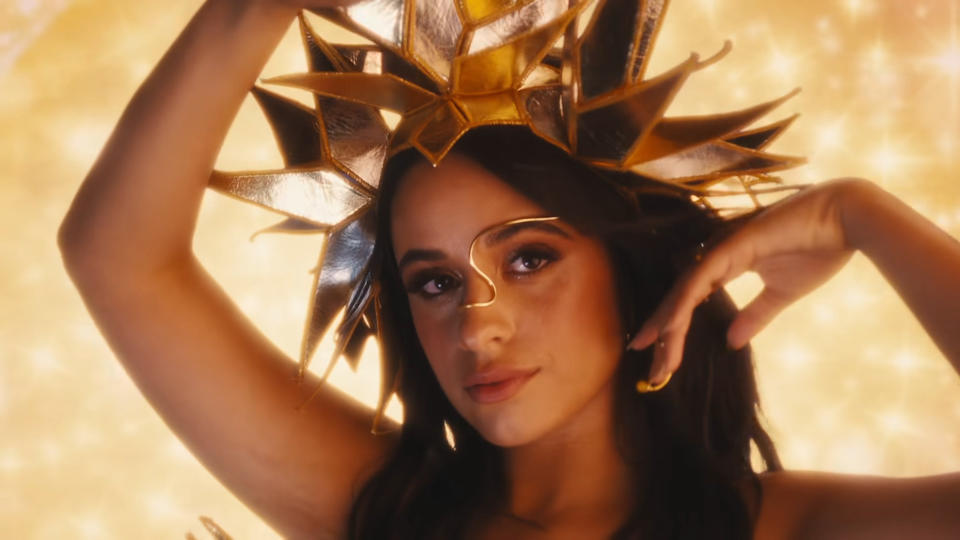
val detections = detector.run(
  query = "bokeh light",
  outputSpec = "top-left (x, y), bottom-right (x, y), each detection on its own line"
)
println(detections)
top-left (3, 0), bottom-right (960, 537)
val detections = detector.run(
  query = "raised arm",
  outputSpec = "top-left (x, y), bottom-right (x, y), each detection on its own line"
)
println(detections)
top-left (57, 1), bottom-right (396, 537)
top-left (754, 179), bottom-right (960, 539)
top-left (629, 177), bottom-right (960, 383)
top-left (840, 178), bottom-right (960, 372)
top-left (625, 177), bottom-right (960, 536)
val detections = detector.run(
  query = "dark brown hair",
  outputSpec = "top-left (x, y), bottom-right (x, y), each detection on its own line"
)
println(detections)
top-left (348, 126), bottom-right (782, 539)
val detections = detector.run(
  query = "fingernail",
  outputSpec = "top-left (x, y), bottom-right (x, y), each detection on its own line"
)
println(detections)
top-left (625, 334), bottom-right (646, 351)
top-left (648, 365), bottom-right (661, 382)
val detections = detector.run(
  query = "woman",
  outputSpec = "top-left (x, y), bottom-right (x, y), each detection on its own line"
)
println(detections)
top-left (58, 0), bottom-right (960, 538)
top-left (353, 127), bottom-right (785, 539)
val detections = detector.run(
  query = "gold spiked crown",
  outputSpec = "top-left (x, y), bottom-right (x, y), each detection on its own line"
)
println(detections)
top-left (207, 0), bottom-right (805, 416)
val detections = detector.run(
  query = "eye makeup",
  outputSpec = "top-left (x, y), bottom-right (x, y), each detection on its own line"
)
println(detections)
top-left (399, 215), bottom-right (572, 302)
top-left (403, 240), bottom-right (564, 301)
top-left (502, 243), bottom-right (561, 278)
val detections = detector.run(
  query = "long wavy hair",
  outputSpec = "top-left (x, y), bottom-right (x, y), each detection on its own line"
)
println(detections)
top-left (347, 126), bottom-right (782, 539)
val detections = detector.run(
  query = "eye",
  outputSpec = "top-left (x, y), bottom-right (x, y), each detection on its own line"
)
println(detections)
top-left (407, 272), bottom-right (461, 299)
top-left (505, 246), bottom-right (559, 276)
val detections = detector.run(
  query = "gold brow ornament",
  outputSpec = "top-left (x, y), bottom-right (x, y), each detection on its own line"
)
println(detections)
top-left (461, 216), bottom-right (561, 309)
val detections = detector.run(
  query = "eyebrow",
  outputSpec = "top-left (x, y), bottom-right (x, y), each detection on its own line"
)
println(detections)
top-left (483, 220), bottom-right (572, 247)
top-left (396, 220), bottom-right (572, 275)
top-left (397, 248), bottom-right (446, 275)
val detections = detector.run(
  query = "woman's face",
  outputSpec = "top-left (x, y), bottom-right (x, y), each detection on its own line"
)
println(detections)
top-left (390, 154), bottom-right (625, 447)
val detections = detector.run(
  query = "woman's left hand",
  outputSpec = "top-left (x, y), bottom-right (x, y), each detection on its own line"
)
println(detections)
top-left (627, 177), bottom-right (867, 384)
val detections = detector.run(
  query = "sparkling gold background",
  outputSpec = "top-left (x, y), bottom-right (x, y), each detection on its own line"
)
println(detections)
top-left (3, 0), bottom-right (960, 537)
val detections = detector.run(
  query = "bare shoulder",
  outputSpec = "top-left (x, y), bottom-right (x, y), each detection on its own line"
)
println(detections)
top-left (751, 469), bottom-right (960, 540)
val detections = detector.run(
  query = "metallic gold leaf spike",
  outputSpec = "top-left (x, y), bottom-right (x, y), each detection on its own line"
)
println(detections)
top-left (342, 318), bottom-right (373, 371)
top-left (249, 218), bottom-right (328, 242)
top-left (696, 180), bottom-right (804, 200)
top-left (573, 53), bottom-right (702, 161)
top-left (331, 42), bottom-right (445, 94)
top-left (310, 0), bottom-right (408, 50)
top-left (457, 91), bottom-right (522, 123)
top-left (186, 516), bottom-right (232, 540)
top-left (413, 99), bottom-right (469, 163)
top-left (250, 87), bottom-right (325, 167)
top-left (209, 168), bottom-right (372, 228)
top-left (265, 72), bottom-right (438, 113)
top-left (465, 0), bottom-right (568, 55)
top-left (714, 152), bottom-right (805, 177)
top-left (331, 44), bottom-right (373, 72)
top-left (458, 0), bottom-right (518, 23)
top-left (299, 255), bottom-right (377, 406)
top-left (333, 269), bottom-right (376, 372)
top-left (367, 292), bottom-right (399, 436)
top-left (411, 0), bottom-right (463, 84)
top-left (520, 63), bottom-right (561, 89)
top-left (724, 114), bottom-right (798, 150)
top-left (631, 141), bottom-right (805, 186)
top-left (452, 2), bottom-right (583, 94)
top-left (629, 0), bottom-right (669, 82)
top-left (299, 210), bottom-right (377, 376)
top-left (363, 300), bottom-right (380, 338)
top-left (389, 101), bottom-right (444, 154)
top-left (320, 96), bottom-right (390, 189)
top-left (299, 13), bottom-right (349, 76)
top-left (519, 84), bottom-right (568, 149)
top-left (577, 0), bottom-right (650, 100)
top-left (624, 88), bottom-right (801, 166)
top-left (372, 342), bottom-right (400, 435)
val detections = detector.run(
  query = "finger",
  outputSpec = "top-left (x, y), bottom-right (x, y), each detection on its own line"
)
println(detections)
top-left (629, 296), bottom-right (684, 354)
top-left (726, 286), bottom-right (790, 349)
top-left (628, 284), bottom-right (681, 351)
top-left (652, 243), bottom-right (755, 373)
top-left (666, 246), bottom-right (749, 332)
top-left (629, 242), bottom-right (744, 351)
top-left (627, 319), bottom-right (660, 350)
top-left (644, 242), bottom-right (757, 375)
top-left (650, 315), bottom-right (692, 384)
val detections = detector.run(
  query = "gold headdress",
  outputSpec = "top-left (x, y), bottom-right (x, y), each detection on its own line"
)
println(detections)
top-left (208, 0), bottom-right (804, 422)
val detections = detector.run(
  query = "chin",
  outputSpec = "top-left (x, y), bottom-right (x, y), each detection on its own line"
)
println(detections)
top-left (465, 405), bottom-right (551, 448)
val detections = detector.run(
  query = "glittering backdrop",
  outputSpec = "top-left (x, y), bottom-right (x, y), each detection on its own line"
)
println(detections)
top-left (2, 0), bottom-right (959, 537)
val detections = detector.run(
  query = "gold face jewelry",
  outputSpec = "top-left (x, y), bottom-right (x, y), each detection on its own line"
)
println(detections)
top-left (460, 215), bottom-right (561, 310)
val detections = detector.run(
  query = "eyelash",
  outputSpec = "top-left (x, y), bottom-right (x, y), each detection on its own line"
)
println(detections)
top-left (406, 245), bottom-right (561, 300)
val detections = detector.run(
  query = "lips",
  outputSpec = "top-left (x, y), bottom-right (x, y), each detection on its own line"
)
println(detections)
top-left (464, 367), bottom-right (540, 404)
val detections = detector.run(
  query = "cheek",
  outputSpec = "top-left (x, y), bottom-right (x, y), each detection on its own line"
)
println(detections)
top-left (408, 303), bottom-right (458, 378)
top-left (528, 259), bottom-right (623, 367)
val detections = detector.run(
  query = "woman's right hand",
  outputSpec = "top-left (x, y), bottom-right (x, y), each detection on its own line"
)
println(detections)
top-left (628, 178), bottom-right (860, 383)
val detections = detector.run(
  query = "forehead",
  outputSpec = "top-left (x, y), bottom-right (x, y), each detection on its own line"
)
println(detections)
top-left (390, 153), bottom-right (550, 257)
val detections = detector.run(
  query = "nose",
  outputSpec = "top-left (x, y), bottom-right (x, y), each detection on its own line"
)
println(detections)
top-left (457, 273), bottom-right (515, 355)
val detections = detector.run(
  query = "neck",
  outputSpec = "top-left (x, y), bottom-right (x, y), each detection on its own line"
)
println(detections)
top-left (499, 379), bottom-right (635, 531)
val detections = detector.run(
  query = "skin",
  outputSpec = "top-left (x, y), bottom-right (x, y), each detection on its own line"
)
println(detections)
top-left (58, 0), bottom-right (960, 537)
top-left (390, 155), bottom-right (635, 534)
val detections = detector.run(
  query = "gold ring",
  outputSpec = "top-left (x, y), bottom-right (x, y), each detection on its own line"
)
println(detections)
top-left (636, 372), bottom-right (672, 393)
